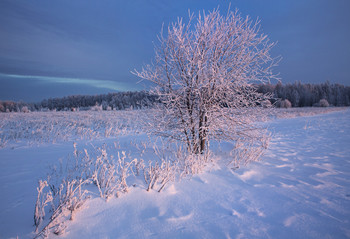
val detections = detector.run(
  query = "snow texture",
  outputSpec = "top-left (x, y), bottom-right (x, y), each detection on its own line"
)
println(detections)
top-left (0, 108), bottom-right (349, 238)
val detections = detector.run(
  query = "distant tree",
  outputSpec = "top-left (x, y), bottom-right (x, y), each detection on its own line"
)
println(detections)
top-left (0, 102), bottom-right (4, 112)
top-left (278, 99), bottom-right (292, 108)
top-left (91, 102), bottom-right (102, 111)
top-left (319, 99), bottom-right (329, 107)
top-left (101, 100), bottom-right (108, 111)
top-left (21, 106), bottom-right (30, 113)
top-left (134, 8), bottom-right (279, 154)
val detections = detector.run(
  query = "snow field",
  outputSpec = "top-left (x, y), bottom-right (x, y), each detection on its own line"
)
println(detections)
top-left (0, 108), bottom-right (349, 238)
top-left (0, 110), bottom-right (149, 148)
top-left (0, 107), bottom-right (345, 148)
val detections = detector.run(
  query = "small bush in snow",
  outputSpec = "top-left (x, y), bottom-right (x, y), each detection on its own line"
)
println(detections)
top-left (261, 100), bottom-right (272, 108)
top-left (92, 149), bottom-right (136, 200)
top-left (143, 159), bottom-right (177, 192)
top-left (228, 132), bottom-right (270, 169)
top-left (279, 99), bottom-right (292, 108)
top-left (319, 99), bottom-right (329, 107)
top-left (174, 144), bottom-right (211, 177)
top-left (91, 103), bottom-right (102, 111)
top-left (92, 148), bottom-right (119, 200)
top-left (34, 180), bottom-right (53, 233)
top-left (21, 106), bottom-right (30, 113)
top-left (35, 176), bottom-right (90, 238)
top-left (34, 143), bottom-right (142, 238)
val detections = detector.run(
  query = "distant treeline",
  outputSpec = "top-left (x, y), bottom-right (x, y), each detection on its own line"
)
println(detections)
top-left (257, 81), bottom-right (350, 107)
top-left (1, 82), bottom-right (349, 112)
top-left (0, 91), bottom-right (158, 112)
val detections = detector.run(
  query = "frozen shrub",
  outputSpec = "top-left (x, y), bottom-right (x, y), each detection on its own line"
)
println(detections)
top-left (92, 148), bottom-right (117, 199)
top-left (279, 99), bottom-right (292, 108)
top-left (0, 137), bottom-right (8, 148)
top-left (35, 177), bottom-right (90, 238)
top-left (177, 148), bottom-right (211, 178)
top-left (116, 151), bottom-right (137, 194)
top-left (135, 158), bottom-right (145, 176)
top-left (228, 132), bottom-right (270, 169)
top-left (91, 103), bottom-right (102, 111)
top-left (143, 159), bottom-right (177, 192)
top-left (62, 178), bottom-right (90, 221)
top-left (92, 149), bottom-right (136, 200)
top-left (261, 100), bottom-right (272, 108)
top-left (21, 106), bottom-right (30, 113)
top-left (53, 222), bottom-right (66, 235)
top-left (34, 180), bottom-right (53, 233)
top-left (319, 99), bottom-right (329, 107)
top-left (34, 146), bottom-right (94, 237)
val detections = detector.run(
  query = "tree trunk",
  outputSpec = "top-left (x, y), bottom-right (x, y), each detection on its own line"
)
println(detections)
top-left (198, 109), bottom-right (207, 154)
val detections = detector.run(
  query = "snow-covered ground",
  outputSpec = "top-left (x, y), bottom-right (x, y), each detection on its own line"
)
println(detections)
top-left (0, 108), bottom-right (349, 238)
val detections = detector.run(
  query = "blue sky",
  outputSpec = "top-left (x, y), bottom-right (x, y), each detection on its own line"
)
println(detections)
top-left (1, 0), bottom-right (349, 102)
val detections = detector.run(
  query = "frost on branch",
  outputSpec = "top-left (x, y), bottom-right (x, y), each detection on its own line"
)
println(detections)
top-left (35, 176), bottom-right (90, 238)
top-left (34, 180), bottom-right (53, 233)
top-left (228, 130), bottom-right (271, 169)
top-left (133, 8), bottom-right (279, 164)
top-left (92, 149), bottom-right (136, 200)
top-left (143, 159), bottom-right (177, 192)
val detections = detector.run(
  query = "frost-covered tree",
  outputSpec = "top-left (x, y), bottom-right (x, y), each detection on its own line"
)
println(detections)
top-left (134, 8), bottom-right (279, 154)
top-left (279, 99), bottom-right (292, 108)
top-left (319, 99), bottom-right (329, 107)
